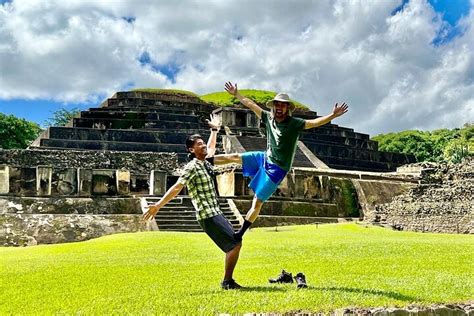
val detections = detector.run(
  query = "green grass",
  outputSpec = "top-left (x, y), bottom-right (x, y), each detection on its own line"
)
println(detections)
top-left (201, 89), bottom-right (309, 110)
top-left (1, 223), bottom-right (472, 314)
top-left (132, 88), bottom-right (200, 97)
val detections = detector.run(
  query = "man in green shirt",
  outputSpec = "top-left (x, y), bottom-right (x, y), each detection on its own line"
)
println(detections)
top-left (215, 82), bottom-right (348, 240)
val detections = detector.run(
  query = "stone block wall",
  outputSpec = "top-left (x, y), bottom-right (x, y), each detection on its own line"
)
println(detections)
top-left (0, 149), bottom-right (177, 198)
top-left (370, 158), bottom-right (474, 234)
top-left (0, 197), bottom-right (147, 246)
top-left (0, 149), bottom-right (178, 175)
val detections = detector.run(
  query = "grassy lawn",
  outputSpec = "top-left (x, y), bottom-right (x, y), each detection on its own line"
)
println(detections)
top-left (1, 223), bottom-right (472, 314)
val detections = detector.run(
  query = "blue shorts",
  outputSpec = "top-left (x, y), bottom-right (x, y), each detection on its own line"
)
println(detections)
top-left (241, 151), bottom-right (287, 201)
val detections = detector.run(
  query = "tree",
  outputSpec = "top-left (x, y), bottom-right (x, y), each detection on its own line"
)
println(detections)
top-left (372, 124), bottom-right (473, 163)
top-left (443, 138), bottom-right (470, 163)
top-left (44, 107), bottom-right (81, 127)
top-left (0, 113), bottom-right (41, 149)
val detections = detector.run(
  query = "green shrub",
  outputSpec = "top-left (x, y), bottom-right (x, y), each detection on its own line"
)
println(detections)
top-left (0, 113), bottom-right (41, 149)
top-left (372, 124), bottom-right (473, 162)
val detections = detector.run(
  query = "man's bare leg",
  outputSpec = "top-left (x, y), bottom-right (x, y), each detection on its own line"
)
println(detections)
top-left (214, 153), bottom-right (242, 165)
top-left (246, 196), bottom-right (264, 222)
top-left (224, 243), bottom-right (242, 281)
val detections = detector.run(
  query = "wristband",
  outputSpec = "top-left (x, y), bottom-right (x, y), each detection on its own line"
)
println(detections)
top-left (211, 128), bottom-right (219, 131)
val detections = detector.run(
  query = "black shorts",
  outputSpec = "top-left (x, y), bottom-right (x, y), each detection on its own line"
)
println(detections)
top-left (199, 214), bottom-right (240, 253)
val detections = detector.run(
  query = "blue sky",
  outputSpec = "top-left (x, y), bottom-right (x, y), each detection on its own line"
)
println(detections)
top-left (0, 0), bottom-right (473, 134)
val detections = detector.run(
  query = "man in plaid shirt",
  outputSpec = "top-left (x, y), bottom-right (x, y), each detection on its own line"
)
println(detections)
top-left (143, 118), bottom-right (242, 290)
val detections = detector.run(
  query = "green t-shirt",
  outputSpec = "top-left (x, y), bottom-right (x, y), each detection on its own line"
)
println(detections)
top-left (261, 110), bottom-right (306, 171)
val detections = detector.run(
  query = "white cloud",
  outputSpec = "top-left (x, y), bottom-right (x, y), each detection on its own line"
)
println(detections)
top-left (0, 0), bottom-right (472, 135)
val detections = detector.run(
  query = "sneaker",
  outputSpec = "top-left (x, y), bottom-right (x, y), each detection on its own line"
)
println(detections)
top-left (294, 272), bottom-right (308, 288)
top-left (221, 279), bottom-right (242, 290)
top-left (269, 270), bottom-right (294, 283)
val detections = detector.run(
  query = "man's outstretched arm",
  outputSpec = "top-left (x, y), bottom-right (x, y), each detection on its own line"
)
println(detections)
top-left (304, 102), bottom-right (349, 129)
top-left (206, 113), bottom-right (221, 158)
top-left (142, 182), bottom-right (184, 221)
top-left (225, 82), bottom-right (263, 119)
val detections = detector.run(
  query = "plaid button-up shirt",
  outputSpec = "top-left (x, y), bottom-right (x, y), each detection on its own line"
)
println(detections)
top-left (177, 158), bottom-right (222, 220)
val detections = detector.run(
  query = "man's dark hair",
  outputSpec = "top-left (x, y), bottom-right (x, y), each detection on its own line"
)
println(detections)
top-left (186, 134), bottom-right (203, 159)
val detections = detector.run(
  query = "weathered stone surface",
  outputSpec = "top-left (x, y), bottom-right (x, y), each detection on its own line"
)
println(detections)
top-left (92, 169), bottom-right (117, 195)
top-left (0, 165), bottom-right (9, 194)
top-left (370, 158), bottom-right (474, 234)
top-left (0, 213), bottom-right (148, 246)
top-left (0, 149), bottom-right (178, 175)
top-left (36, 166), bottom-right (52, 196)
top-left (233, 199), bottom-right (340, 217)
top-left (78, 168), bottom-right (93, 196)
top-left (253, 215), bottom-right (352, 228)
top-left (9, 167), bottom-right (36, 196)
top-left (130, 174), bottom-right (149, 195)
top-left (52, 168), bottom-right (77, 196)
top-left (353, 180), bottom-right (415, 220)
top-left (0, 196), bottom-right (143, 246)
top-left (117, 170), bottom-right (130, 195)
top-left (150, 170), bottom-right (167, 195)
top-left (334, 303), bottom-right (474, 316)
top-left (0, 197), bottom-right (142, 215)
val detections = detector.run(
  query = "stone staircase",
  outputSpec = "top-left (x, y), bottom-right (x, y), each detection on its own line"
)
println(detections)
top-left (142, 196), bottom-right (242, 232)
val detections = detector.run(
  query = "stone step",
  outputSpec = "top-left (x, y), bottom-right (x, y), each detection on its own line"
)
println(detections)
top-left (80, 111), bottom-right (200, 123)
top-left (319, 156), bottom-right (400, 172)
top-left (157, 210), bottom-right (237, 216)
top-left (142, 195), bottom-right (241, 232)
top-left (40, 139), bottom-right (188, 152)
top-left (103, 97), bottom-right (213, 110)
top-left (47, 127), bottom-right (216, 144)
top-left (303, 142), bottom-right (414, 165)
top-left (73, 118), bottom-right (202, 130)
top-left (156, 214), bottom-right (236, 220)
top-left (302, 129), bottom-right (369, 141)
top-left (156, 219), bottom-right (240, 225)
top-left (90, 106), bottom-right (197, 116)
top-left (232, 124), bottom-right (369, 141)
top-left (300, 134), bottom-right (378, 150)
top-left (157, 228), bottom-right (204, 232)
top-left (157, 224), bottom-right (240, 230)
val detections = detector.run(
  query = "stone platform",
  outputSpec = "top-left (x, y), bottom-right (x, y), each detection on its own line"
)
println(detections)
top-left (31, 90), bottom-right (415, 171)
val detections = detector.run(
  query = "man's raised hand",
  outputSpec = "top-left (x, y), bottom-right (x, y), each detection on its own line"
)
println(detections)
top-left (142, 205), bottom-right (159, 221)
top-left (225, 82), bottom-right (238, 96)
top-left (332, 102), bottom-right (349, 118)
top-left (206, 113), bottom-right (222, 130)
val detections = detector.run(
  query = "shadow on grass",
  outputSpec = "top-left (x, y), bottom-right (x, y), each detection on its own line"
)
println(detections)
top-left (238, 286), bottom-right (286, 292)
top-left (192, 286), bottom-right (286, 295)
top-left (193, 286), bottom-right (417, 300)
top-left (312, 286), bottom-right (418, 302)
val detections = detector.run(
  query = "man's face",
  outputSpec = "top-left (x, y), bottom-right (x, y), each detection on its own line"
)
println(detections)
top-left (273, 101), bottom-right (289, 119)
top-left (189, 138), bottom-right (207, 159)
